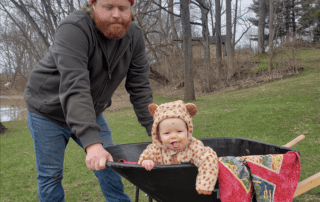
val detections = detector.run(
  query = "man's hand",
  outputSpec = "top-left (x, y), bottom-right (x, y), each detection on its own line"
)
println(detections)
top-left (85, 143), bottom-right (113, 170)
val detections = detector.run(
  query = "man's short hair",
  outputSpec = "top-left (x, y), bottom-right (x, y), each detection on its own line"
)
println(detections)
top-left (82, 0), bottom-right (137, 21)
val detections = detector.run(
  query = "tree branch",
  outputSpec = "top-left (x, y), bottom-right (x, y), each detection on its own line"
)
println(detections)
top-left (9, 0), bottom-right (50, 47)
top-left (0, 2), bottom-right (42, 60)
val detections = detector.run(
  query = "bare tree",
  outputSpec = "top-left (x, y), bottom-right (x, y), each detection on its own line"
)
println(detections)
top-left (232, 0), bottom-right (238, 52)
top-left (180, 0), bottom-right (195, 101)
top-left (291, 0), bottom-right (296, 39)
top-left (285, 0), bottom-right (291, 42)
top-left (258, 0), bottom-right (266, 53)
top-left (0, 0), bottom-right (89, 93)
top-left (215, 0), bottom-right (222, 78)
top-left (268, 0), bottom-right (275, 78)
top-left (226, 0), bottom-right (233, 80)
top-left (169, 0), bottom-right (179, 52)
top-left (9, 0), bottom-right (50, 47)
top-left (209, 0), bottom-right (216, 37)
top-left (194, 0), bottom-right (211, 70)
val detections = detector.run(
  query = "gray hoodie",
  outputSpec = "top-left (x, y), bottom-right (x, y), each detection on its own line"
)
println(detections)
top-left (23, 9), bottom-right (153, 150)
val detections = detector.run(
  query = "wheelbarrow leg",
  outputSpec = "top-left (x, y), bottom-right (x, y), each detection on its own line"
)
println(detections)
top-left (134, 186), bottom-right (154, 202)
top-left (135, 186), bottom-right (139, 202)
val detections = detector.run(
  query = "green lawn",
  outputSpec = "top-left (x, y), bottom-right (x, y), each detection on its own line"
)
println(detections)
top-left (1, 49), bottom-right (319, 201)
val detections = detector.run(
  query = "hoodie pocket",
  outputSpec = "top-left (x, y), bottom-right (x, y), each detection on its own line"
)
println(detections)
top-left (39, 100), bottom-right (64, 117)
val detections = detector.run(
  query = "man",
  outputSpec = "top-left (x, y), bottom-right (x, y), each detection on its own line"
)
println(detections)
top-left (23, 0), bottom-right (153, 201)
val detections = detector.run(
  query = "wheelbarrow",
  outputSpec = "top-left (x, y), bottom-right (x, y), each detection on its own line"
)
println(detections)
top-left (103, 135), bottom-right (320, 202)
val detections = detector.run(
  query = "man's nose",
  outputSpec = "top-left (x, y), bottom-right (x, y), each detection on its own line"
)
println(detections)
top-left (112, 8), bottom-right (120, 19)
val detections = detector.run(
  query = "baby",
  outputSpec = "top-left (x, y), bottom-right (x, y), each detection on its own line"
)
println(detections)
top-left (138, 100), bottom-right (219, 195)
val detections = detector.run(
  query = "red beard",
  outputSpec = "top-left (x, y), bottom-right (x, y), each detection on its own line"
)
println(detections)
top-left (93, 11), bottom-right (131, 39)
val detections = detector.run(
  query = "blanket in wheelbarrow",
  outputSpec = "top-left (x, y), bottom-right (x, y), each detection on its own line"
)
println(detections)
top-left (118, 151), bottom-right (300, 202)
top-left (218, 151), bottom-right (300, 202)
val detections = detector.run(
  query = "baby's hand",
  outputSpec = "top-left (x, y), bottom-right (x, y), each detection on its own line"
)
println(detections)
top-left (141, 160), bottom-right (155, 171)
top-left (197, 190), bottom-right (212, 195)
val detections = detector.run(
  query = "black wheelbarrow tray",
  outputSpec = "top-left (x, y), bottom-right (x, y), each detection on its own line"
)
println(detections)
top-left (104, 136), bottom-right (320, 202)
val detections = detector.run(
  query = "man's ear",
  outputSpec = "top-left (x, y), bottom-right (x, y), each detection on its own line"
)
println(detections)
top-left (91, 0), bottom-right (96, 10)
top-left (185, 103), bottom-right (197, 117)
top-left (148, 103), bottom-right (158, 117)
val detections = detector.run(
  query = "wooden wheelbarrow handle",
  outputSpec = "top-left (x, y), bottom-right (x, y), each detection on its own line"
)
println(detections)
top-left (282, 135), bottom-right (320, 197)
top-left (294, 172), bottom-right (320, 198)
top-left (282, 135), bottom-right (305, 148)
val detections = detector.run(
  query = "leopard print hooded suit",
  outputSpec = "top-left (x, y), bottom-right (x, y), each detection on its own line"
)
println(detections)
top-left (138, 100), bottom-right (219, 192)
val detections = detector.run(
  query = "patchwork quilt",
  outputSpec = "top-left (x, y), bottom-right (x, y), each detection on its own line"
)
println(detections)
top-left (118, 151), bottom-right (300, 201)
top-left (218, 151), bottom-right (301, 202)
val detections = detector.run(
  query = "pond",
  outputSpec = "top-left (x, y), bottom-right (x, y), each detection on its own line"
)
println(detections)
top-left (0, 96), bottom-right (27, 122)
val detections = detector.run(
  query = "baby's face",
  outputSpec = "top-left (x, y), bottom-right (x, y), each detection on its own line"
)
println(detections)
top-left (159, 118), bottom-right (188, 150)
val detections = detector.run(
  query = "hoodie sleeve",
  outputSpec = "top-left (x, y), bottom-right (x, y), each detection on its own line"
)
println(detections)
top-left (138, 143), bottom-right (160, 164)
top-left (189, 140), bottom-right (219, 192)
top-left (52, 23), bottom-right (102, 151)
top-left (125, 26), bottom-right (153, 136)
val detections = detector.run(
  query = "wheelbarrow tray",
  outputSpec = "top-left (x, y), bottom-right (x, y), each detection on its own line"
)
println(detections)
top-left (105, 137), bottom-right (299, 202)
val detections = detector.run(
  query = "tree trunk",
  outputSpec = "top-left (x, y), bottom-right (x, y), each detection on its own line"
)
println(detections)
top-left (313, 11), bottom-right (320, 43)
top-left (169, 0), bottom-right (179, 52)
top-left (226, 0), bottom-right (233, 80)
top-left (268, 0), bottom-right (274, 79)
top-left (180, 0), bottom-right (195, 101)
top-left (209, 0), bottom-right (216, 37)
top-left (197, 0), bottom-right (212, 91)
top-left (198, 0), bottom-right (210, 69)
top-left (215, 0), bottom-right (222, 79)
top-left (258, 0), bottom-right (266, 53)
top-left (285, 0), bottom-right (291, 42)
top-left (292, 0), bottom-right (296, 38)
top-left (0, 122), bottom-right (7, 134)
top-left (232, 0), bottom-right (238, 53)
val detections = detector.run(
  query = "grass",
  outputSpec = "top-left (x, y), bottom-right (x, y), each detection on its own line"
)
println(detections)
top-left (252, 61), bottom-right (284, 73)
top-left (251, 49), bottom-right (298, 73)
top-left (1, 49), bottom-right (320, 202)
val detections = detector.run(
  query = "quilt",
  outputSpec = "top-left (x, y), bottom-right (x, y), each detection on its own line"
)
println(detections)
top-left (218, 151), bottom-right (300, 202)
top-left (118, 151), bottom-right (300, 201)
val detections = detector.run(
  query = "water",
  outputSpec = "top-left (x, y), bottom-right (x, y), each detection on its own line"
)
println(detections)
top-left (0, 96), bottom-right (27, 122)
top-left (0, 106), bottom-right (27, 122)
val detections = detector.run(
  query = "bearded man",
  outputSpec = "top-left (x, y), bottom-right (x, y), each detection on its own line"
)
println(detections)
top-left (23, 0), bottom-right (153, 201)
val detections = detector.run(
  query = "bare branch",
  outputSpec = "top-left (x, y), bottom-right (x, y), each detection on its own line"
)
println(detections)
top-left (9, 0), bottom-right (50, 47)
top-left (0, 2), bottom-right (42, 60)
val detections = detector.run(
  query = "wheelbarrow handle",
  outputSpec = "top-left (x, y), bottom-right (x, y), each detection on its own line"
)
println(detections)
top-left (100, 159), bottom-right (113, 168)
top-left (282, 135), bottom-right (305, 148)
top-left (294, 172), bottom-right (320, 198)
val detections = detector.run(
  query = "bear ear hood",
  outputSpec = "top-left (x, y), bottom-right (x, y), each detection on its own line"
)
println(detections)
top-left (148, 100), bottom-right (197, 150)
top-left (185, 103), bottom-right (197, 117)
top-left (148, 103), bottom-right (158, 117)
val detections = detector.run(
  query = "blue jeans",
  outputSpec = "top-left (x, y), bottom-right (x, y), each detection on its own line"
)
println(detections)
top-left (28, 111), bottom-right (131, 202)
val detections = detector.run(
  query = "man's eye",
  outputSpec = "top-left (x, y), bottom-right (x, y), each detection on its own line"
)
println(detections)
top-left (119, 6), bottom-right (128, 11)
top-left (104, 6), bottom-right (112, 10)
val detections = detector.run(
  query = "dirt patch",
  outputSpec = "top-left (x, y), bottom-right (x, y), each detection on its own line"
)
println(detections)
top-left (150, 55), bottom-right (304, 98)
top-left (1, 56), bottom-right (304, 113)
top-left (0, 75), bottom-right (27, 97)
